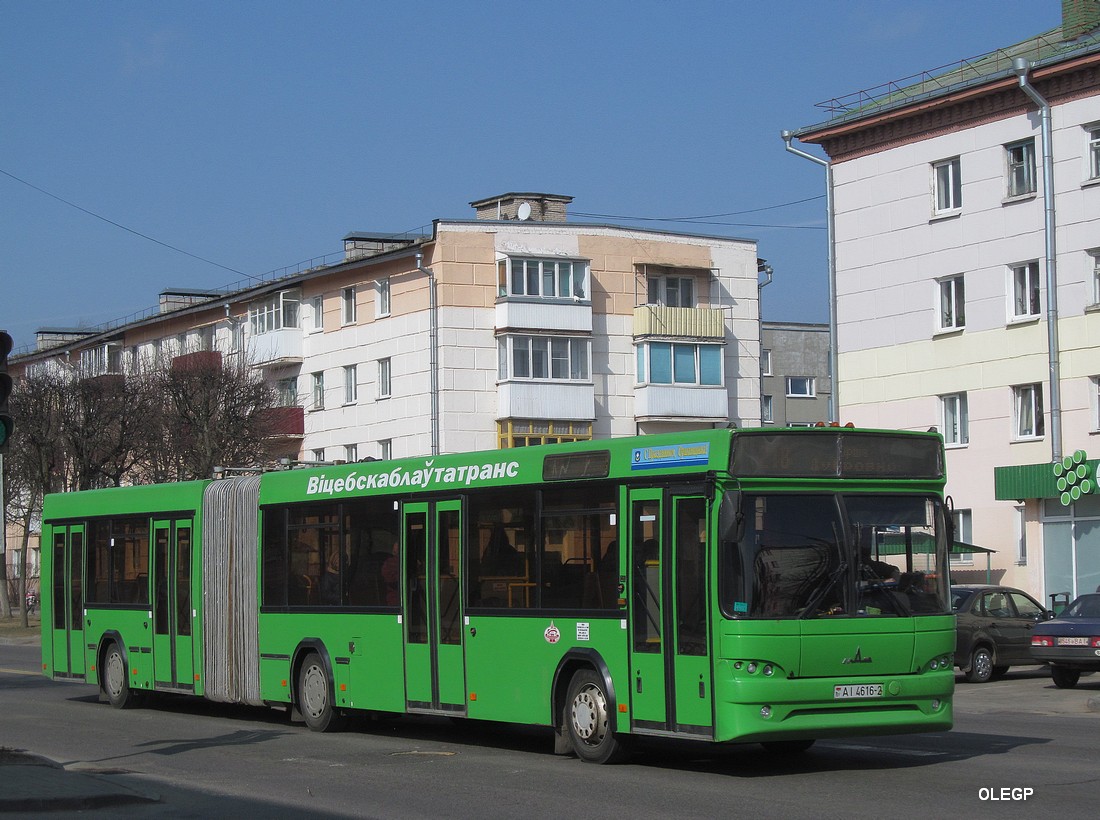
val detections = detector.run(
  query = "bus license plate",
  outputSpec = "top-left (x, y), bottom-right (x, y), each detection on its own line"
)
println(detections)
top-left (834, 683), bottom-right (883, 700)
top-left (1057, 637), bottom-right (1089, 646)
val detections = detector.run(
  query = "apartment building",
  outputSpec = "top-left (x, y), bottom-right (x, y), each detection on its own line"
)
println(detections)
top-left (791, 2), bottom-right (1100, 600)
top-left (12, 192), bottom-right (762, 465)
top-left (760, 321), bottom-right (831, 427)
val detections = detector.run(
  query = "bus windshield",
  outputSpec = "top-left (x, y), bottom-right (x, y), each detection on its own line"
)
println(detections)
top-left (721, 493), bottom-right (950, 619)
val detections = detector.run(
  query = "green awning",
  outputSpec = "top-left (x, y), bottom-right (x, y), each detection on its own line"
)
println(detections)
top-left (995, 458), bottom-right (1100, 501)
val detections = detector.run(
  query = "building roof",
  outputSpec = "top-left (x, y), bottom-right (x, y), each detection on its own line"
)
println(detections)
top-left (796, 23), bottom-right (1100, 136)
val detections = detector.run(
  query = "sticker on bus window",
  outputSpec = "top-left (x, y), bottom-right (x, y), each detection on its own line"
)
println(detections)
top-left (734, 602), bottom-right (748, 613)
top-left (544, 623), bottom-right (561, 644)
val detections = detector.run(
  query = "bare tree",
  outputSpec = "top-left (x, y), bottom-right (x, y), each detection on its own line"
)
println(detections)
top-left (153, 352), bottom-right (277, 481)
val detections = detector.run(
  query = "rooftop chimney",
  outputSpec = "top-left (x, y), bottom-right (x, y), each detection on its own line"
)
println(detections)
top-left (469, 192), bottom-right (573, 222)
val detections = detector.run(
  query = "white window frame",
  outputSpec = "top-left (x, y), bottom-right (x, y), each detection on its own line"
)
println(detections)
top-left (312, 448), bottom-right (325, 463)
top-left (1015, 505), bottom-right (1027, 566)
top-left (933, 157), bottom-right (962, 214)
top-left (937, 275), bottom-right (965, 331)
top-left (276, 376), bottom-right (298, 408)
top-left (378, 358), bottom-right (391, 399)
top-left (1088, 125), bottom-right (1100, 180)
top-left (499, 335), bottom-right (591, 382)
top-left (343, 364), bottom-right (358, 405)
top-left (379, 439), bottom-right (392, 460)
top-left (786, 377), bottom-right (815, 398)
top-left (248, 290), bottom-right (300, 335)
top-left (341, 287), bottom-right (357, 325)
top-left (1013, 383), bottom-right (1044, 440)
top-left (634, 341), bottom-right (722, 386)
top-left (1090, 250), bottom-right (1100, 307)
top-left (761, 348), bottom-right (772, 376)
top-left (762, 394), bottom-right (773, 424)
top-left (311, 371), bottom-right (325, 411)
top-left (941, 392), bottom-right (969, 446)
top-left (950, 509), bottom-right (973, 564)
top-left (308, 295), bottom-right (324, 333)
top-left (345, 443), bottom-right (358, 463)
top-left (1091, 376), bottom-right (1100, 432)
top-left (378, 277), bottom-right (391, 317)
top-left (1010, 261), bottom-right (1041, 320)
top-left (498, 257), bottom-right (589, 300)
top-left (1005, 139), bottom-right (1036, 197)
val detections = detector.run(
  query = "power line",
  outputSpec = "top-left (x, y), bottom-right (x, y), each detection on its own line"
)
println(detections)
top-left (0, 167), bottom-right (258, 280)
top-left (571, 194), bottom-right (828, 229)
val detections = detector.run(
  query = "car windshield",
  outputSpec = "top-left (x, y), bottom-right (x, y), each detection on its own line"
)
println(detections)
top-left (1062, 594), bottom-right (1100, 618)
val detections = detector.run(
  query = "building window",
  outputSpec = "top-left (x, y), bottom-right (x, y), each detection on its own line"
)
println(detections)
top-left (1092, 376), bottom-right (1100, 432)
top-left (230, 320), bottom-right (244, 352)
top-left (312, 448), bottom-right (325, 463)
top-left (761, 348), bottom-right (772, 376)
top-left (497, 257), bottom-right (588, 300)
top-left (497, 419), bottom-right (593, 448)
top-left (1089, 125), bottom-right (1100, 180)
top-left (345, 444), bottom-right (358, 463)
top-left (950, 509), bottom-right (973, 564)
top-left (1011, 262), bottom-right (1041, 319)
top-left (762, 395), bottom-right (773, 423)
top-left (196, 325), bottom-right (214, 352)
top-left (378, 277), bottom-right (391, 317)
top-left (635, 342), bottom-right (721, 386)
top-left (276, 377), bottom-right (298, 407)
top-left (378, 358), bottom-right (391, 399)
top-left (1015, 505), bottom-right (1027, 565)
top-left (499, 336), bottom-right (590, 381)
top-left (786, 377), bottom-right (815, 398)
top-left (938, 275), bottom-right (965, 330)
top-left (379, 439), bottom-right (392, 460)
top-left (311, 372), bottom-right (324, 411)
top-left (308, 296), bottom-right (323, 332)
top-left (933, 157), bottom-right (962, 213)
top-left (941, 392), bottom-right (969, 446)
top-left (1013, 383), bottom-right (1044, 439)
top-left (249, 290), bottom-right (300, 335)
top-left (343, 365), bottom-right (358, 404)
top-left (342, 287), bottom-right (357, 325)
top-left (1006, 139), bottom-right (1036, 197)
top-left (647, 275), bottom-right (695, 308)
top-left (1090, 251), bottom-right (1100, 306)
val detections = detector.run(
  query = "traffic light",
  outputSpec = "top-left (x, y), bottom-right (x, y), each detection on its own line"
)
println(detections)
top-left (0, 330), bottom-right (12, 452)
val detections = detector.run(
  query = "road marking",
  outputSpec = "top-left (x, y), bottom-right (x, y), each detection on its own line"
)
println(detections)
top-left (0, 667), bottom-right (39, 677)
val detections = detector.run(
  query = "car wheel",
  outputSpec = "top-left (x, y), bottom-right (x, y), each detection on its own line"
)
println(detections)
top-left (965, 646), bottom-right (994, 683)
top-left (1051, 665), bottom-right (1081, 689)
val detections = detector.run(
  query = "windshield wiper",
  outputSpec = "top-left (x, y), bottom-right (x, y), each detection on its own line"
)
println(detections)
top-left (800, 559), bottom-right (848, 619)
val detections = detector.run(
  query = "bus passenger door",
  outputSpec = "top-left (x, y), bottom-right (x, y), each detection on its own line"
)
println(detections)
top-left (627, 488), bottom-right (713, 736)
top-left (151, 519), bottom-right (194, 691)
top-left (402, 500), bottom-right (466, 714)
top-left (49, 524), bottom-right (86, 679)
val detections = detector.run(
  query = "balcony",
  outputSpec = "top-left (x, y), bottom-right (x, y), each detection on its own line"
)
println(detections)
top-left (634, 384), bottom-right (728, 422)
top-left (171, 350), bottom-right (222, 373)
top-left (496, 299), bottom-right (592, 333)
top-left (249, 328), bottom-right (303, 367)
top-left (258, 406), bottom-right (305, 438)
top-left (633, 306), bottom-right (725, 339)
top-left (498, 381), bottom-right (595, 421)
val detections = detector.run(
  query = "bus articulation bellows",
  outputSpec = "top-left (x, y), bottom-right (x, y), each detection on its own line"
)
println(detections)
top-left (42, 427), bottom-right (954, 763)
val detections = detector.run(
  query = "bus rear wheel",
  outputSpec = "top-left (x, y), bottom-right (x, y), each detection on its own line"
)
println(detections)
top-left (565, 669), bottom-right (627, 764)
top-left (103, 643), bottom-right (139, 709)
top-left (298, 652), bottom-right (346, 732)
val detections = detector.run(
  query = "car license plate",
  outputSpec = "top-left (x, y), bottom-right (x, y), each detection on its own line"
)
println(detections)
top-left (1057, 636), bottom-right (1089, 646)
top-left (834, 683), bottom-right (883, 700)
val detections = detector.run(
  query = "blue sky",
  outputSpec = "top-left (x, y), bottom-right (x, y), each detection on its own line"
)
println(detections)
top-left (0, 1), bottom-right (1062, 351)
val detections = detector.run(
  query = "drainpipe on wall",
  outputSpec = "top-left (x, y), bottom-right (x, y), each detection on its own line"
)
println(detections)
top-left (782, 131), bottom-right (837, 423)
top-left (415, 252), bottom-right (440, 456)
top-left (1013, 58), bottom-right (1062, 463)
top-left (758, 262), bottom-right (773, 424)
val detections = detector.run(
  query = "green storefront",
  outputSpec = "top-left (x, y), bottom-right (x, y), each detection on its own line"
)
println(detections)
top-left (995, 450), bottom-right (1100, 607)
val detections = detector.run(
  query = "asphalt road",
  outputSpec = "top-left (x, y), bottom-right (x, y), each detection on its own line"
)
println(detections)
top-left (2, 641), bottom-right (1098, 819)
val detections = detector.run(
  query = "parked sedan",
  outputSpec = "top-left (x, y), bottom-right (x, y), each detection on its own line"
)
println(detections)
top-left (1030, 593), bottom-right (1100, 688)
top-left (952, 585), bottom-right (1052, 683)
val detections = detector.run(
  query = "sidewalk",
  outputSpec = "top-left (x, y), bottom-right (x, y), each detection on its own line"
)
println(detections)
top-left (0, 749), bottom-right (159, 813)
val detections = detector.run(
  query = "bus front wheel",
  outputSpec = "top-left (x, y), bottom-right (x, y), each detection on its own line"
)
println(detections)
top-left (565, 669), bottom-right (628, 764)
top-left (103, 643), bottom-right (139, 709)
top-left (297, 652), bottom-right (346, 732)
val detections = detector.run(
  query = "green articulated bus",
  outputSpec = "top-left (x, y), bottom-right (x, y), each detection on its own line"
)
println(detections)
top-left (41, 427), bottom-right (955, 763)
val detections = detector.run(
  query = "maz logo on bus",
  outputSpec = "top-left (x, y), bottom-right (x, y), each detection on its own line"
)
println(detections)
top-left (305, 459), bottom-right (521, 496)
